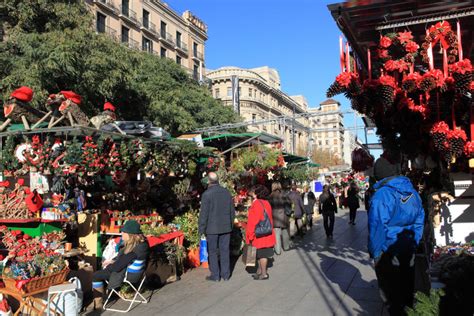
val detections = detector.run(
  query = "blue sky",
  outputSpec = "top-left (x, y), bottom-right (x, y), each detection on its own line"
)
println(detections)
top-left (166, 0), bottom-right (380, 155)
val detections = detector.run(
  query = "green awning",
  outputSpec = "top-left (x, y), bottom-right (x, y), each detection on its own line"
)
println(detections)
top-left (202, 132), bottom-right (282, 152)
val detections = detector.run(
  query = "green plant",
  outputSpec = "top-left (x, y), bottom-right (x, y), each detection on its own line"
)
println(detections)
top-left (172, 211), bottom-right (200, 248)
top-left (163, 242), bottom-right (185, 266)
top-left (141, 224), bottom-right (171, 237)
top-left (406, 289), bottom-right (443, 315)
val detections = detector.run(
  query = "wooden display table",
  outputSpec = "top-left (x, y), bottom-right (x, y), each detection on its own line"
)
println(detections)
top-left (0, 285), bottom-right (61, 316)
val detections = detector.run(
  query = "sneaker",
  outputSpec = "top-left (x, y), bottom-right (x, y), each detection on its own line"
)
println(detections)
top-left (205, 276), bottom-right (220, 282)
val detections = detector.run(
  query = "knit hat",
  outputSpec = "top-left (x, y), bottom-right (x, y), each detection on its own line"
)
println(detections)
top-left (103, 102), bottom-right (116, 112)
top-left (120, 220), bottom-right (142, 234)
top-left (373, 156), bottom-right (401, 181)
top-left (60, 91), bottom-right (82, 104)
top-left (10, 86), bottom-right (34, 102)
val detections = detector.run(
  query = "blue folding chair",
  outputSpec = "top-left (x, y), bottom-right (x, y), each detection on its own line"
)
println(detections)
top-left (103, 259), bottom-right (148, 313)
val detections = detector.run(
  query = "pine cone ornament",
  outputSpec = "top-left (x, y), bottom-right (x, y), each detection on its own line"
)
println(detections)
top-left (447, 129), bottom-right (467, 158)
top-left (449, 137), bottom-right (465, 158)
top-left (419, 76), bottom-right (436, 92)
top-left (453, 72), bottom-right (472, 94)
top-left (327, 81), bottom-right (345, 97)
top-left (379, 85), bottom-right (395, 109)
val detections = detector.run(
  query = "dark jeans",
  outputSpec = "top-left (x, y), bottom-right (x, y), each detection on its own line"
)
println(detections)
top-left (349, 207), bottom-right (358, 223)
top-left (375, 252), bottom-right (415, 316)
top-left (207, 232), bottom-right (231, 280)
top-left (323, 213), bottom-right (335, 236)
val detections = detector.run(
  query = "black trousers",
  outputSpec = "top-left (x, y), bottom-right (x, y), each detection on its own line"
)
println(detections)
top-left (349, 207), bottom-right (358, 223)
top-left (207, 232), bottom-right (231, 280)
top-left (375, 252), bottom-right (415, 316)
top-left (323, 213), bottom-right (335, 236)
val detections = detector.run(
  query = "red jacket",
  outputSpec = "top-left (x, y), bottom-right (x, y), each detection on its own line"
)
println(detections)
top-left (246, 199), bottom-right (276, 249)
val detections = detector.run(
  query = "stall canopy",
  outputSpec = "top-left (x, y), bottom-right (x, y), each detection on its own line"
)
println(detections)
top-left (327, 0), bottom-right (474, 71)
top-left (202, 132), bottom-right (282, 153)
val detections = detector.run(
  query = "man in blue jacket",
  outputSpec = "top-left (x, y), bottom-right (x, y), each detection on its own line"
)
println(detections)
top-left (368, 155), bottom-right (424, 315)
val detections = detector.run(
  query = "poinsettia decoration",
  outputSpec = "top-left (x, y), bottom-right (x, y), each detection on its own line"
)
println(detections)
top-left (447, 129), bottom-right (467, 159)
top-left (464, 141), bottom-right (474, 157)
top-left (402, 72), bottom-right (422, 92)
top-left (420, 69), bottom-right (445, 91)
top-left (379, 31), bottom-right (419, 73)
top-left (327, 71), bottom-right (361, 98)
top-left (430, 121), bottom-right (450, 153)
top-left (449, 58), bottom-right (473, 93)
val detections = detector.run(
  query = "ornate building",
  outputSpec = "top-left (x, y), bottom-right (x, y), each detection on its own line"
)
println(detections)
top-left (85, 0), bottom-right (207, 80)
top-left (308, 99), bottom-right (345, 160)
top-left (206, 66), bottom-right (311, 155)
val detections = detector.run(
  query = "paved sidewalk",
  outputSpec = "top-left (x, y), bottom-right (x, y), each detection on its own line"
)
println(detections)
top-left (96, 209), bottom-right (387, 316)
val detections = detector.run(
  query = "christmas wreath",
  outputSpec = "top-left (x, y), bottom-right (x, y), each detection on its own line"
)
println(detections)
top-left (421, 21), bottom-right (458, 64)
top-left (378, 31), bottom-right (419, 73)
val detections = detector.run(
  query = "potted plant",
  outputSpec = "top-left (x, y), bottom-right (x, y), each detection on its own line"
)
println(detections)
top-left (172, 211), bottom-right (200, 268)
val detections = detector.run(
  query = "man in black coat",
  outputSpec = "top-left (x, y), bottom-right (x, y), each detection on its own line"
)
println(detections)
top-left (199, 172), bottom-right (235, 281)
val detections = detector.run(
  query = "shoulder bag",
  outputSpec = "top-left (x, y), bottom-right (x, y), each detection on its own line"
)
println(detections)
top-left (255, 200), bottom-right (272, 238)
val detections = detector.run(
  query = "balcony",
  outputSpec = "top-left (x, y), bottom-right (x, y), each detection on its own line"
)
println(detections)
top-left (119, 7), bottom-right (139, 26)
top-left (121, 38), bottom-right (140, 50)
top-left (192, 50), bottom-right (204, 61)
top-left (140, 19), bottom-right (157, 36)
top-left (97, 25), bottom-right (119, 42)
top-left (93, 0), bottom-right (119, 15)
top-left (175, 41), bottom-right (188, 55)
top-left (158, 30), bottom-right (175, 47)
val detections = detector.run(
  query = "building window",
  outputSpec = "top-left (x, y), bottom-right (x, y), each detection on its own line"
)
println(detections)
top-left (227, 87), bottom-right (232, 97)
top-left (142, 9), bottom-right (150, 28)
top-left (215, 88), bottom-right (220, 98)
top-left (160, 21), bottom-right (167, 38)
top-left (248, 88), bottom-right (252, 97)
top-left (193, 63), bottom-right (199, 80)
top-left (334, 139), bottom-right (338, 145)
top-left (325, 140), bottom-right (329, 145)
top-left (193, 42), bottom-right (198, 57)
top-left (142, 37), bottom-right (152, 52)
top-left (176, 55), bottom-right (181, 65)
top-left (252, 114), bottom-right (256, 122)
top-left (318, 141), bottom-right (322, 146)
top-left (121, 26), bottom-right (129, 43)
top-left (254, 89), bottom-right (257, 98)
top-left (160, 47), bottom-right (166, 58)
top-left (121, 0), bottom-right (129, 16)
top-left (96, 12), bottom-right (106, 33)
top-left (176, 31), bottom-right (182, 47)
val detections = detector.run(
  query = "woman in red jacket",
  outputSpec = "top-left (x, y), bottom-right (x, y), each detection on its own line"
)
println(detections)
top-left (246, 184), bottom-right (276, 280)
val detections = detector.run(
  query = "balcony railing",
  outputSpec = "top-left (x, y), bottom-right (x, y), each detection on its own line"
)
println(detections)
top-left (94, 0), bottom-right (119, 15)
top-left (193, 50), bottom-right (204, 61)
top-left (119, 7), bottom-right (139, 25)
top-left (175, 41), bottom-right (188, 54)
top-left (140, 19), bottom-right (157, 35)
top-left (121, 38), bottom-right (139, 50)
top-left (158, 30), bottom-right (175, 46)
top-left (97, 25), bottom-right (119, 42)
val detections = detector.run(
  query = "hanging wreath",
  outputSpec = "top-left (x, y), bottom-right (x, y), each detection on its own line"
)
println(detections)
top-left (379, 31), bottom-right (419, 73)
top-left (421, 21), bottom-right (458, 64)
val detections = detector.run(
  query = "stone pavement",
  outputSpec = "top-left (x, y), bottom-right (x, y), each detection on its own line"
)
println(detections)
top-left (97, 208), bottom-right (387, 316)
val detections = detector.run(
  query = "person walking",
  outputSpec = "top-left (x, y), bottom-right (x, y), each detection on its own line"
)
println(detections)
top-left (199, 172), bottom-right (235, 282)
top-left (347, 182), bottom-right (360, 225)
top-left (246, 184), bottom-right (276, 280)
top-left (288, 184), bottom-right (305, 237)
top-left (268, 182), bottom-right (291, 255)
top-left (368, 155), bottom-right (424, 315)
top-left (302, 186), bottom-right (316, 230)
top-left (318, 185), bottom-right (337, 238)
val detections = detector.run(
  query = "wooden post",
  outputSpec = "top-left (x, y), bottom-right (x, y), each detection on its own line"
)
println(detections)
top-left (67, 112), bottom-right (75, 126)
top-left (21, 116), bottom-right (30, 130)
top-left (31, 111), bottom-right (52, 129)
top-left (0, 118), bottom-right (12, 132)
top-left (49, 115), bottom-right (66, 128)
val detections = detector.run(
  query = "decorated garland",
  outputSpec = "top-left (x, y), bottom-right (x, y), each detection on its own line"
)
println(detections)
top-left (421, 21), bottom-right (458, 64)
top-left (378, 31), bottom-right (419, 73)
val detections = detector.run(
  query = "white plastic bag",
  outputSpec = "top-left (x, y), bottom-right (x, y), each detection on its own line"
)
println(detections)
top-left (50, 277), bottom-right (83, 315)
top-left (102, 238), bottom-right (118, 263)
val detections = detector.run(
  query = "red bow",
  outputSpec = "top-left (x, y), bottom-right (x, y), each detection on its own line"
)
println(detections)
top-left (0, 181), bottom-right (10, 187)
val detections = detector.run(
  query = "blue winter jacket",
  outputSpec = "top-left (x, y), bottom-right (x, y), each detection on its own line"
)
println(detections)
top-left (368, 176), bottom-right (424, 259)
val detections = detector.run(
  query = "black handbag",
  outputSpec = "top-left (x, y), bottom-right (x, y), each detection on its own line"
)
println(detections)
top-left (255, 200), bottom-right (272, 238)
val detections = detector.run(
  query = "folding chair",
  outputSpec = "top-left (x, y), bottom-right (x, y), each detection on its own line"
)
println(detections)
top-left (103, 259), bottom-right (148, 313)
